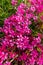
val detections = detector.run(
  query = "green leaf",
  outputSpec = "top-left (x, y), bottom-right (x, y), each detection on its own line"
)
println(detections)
top-left (0, 32), bottom-right (4, 38)
top-left (18, 0), bottom-right (23, 5)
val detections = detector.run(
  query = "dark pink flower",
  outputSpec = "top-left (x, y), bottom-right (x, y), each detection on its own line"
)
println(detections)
top-left (11, 0), bottom-right (17, 6)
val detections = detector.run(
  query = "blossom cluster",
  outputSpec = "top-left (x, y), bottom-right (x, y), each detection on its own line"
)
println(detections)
top-left (0, 0), bottom-right (43, 65)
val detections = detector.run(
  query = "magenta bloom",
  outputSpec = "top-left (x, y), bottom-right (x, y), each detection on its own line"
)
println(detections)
top-left (11, 0), bottom-right (17, 6)
top-left (0, 0), bottom-right (43, 64)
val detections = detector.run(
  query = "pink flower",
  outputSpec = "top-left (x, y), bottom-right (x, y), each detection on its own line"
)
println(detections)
top-left (0, 1), bottom-right (43, 65)
top-left (0, 63), bottom-right (2, 65)
top-left (29, 57), bottom-right (35, 65)
top-left (30, 6), bottom-right (36, 12)
top-left (11, 0), bottom-right (17, 6)
top-left (0, 51), bottom-right (8, 63)
top-left (37, 33), bottom-right (43, 38)
top-left (16, 35), bottom-right (29, 50)
top-left (40, 15), bottom-right (43, 21)
top-left (4, 61), bottom-right (11, 65)
top-left (9, 52), bottom-right (16, 58)
top-left (37, 53), bottom-right (43, 65)
top-left (36, 37), bottom-right (41, 43)
top-left (17, 3), bottom-right (26, 15)
top-left (20, 53), bottom-right (28, 61)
